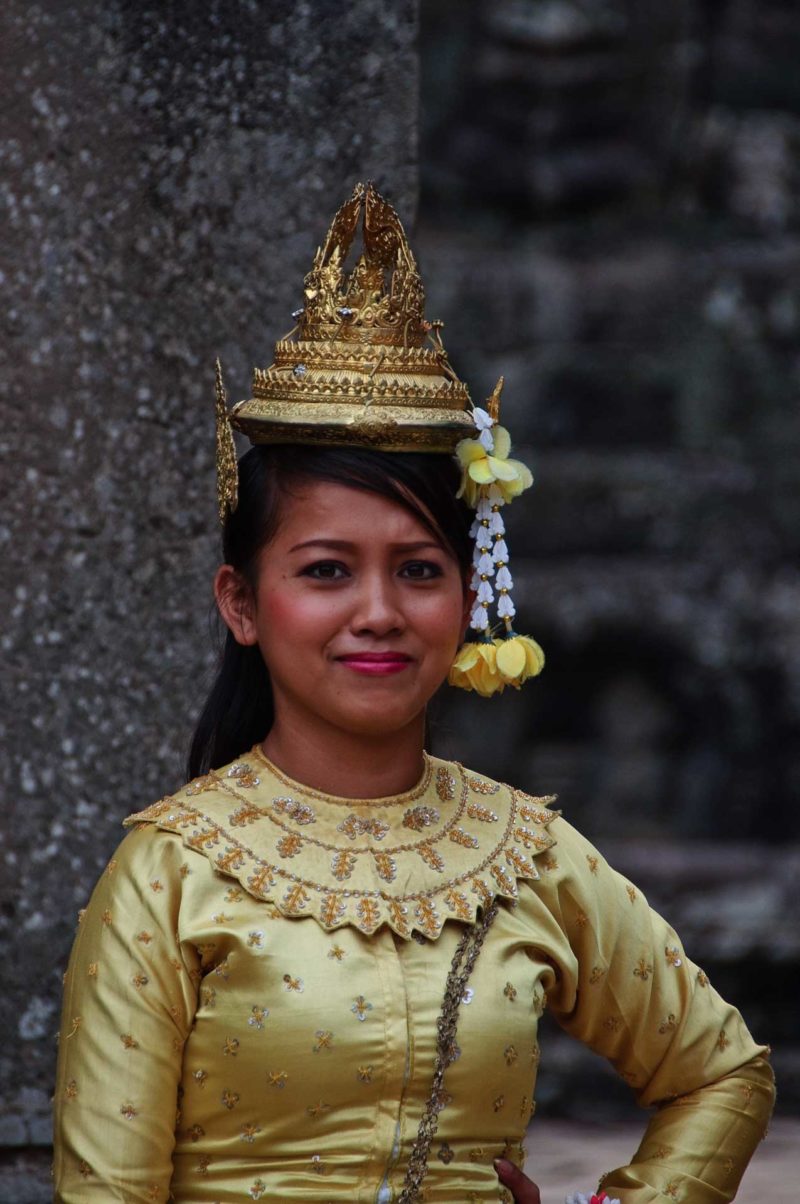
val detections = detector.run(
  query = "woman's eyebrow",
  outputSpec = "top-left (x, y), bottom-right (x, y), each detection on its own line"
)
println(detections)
top-left (288, 538), bottom-right (444, 553)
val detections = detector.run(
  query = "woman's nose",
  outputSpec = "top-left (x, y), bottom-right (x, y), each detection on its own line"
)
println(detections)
top-left (349, 572), bottom-right (405, 636)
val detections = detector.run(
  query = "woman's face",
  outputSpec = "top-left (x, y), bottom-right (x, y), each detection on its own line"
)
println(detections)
top-left (216, 480), bottom-right (469, 741)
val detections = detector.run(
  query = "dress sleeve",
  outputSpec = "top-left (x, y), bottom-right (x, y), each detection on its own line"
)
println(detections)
top-left (537, 818), bottom-right (775, 1204)
top-left (53, 825), bottom-right (200, 1203)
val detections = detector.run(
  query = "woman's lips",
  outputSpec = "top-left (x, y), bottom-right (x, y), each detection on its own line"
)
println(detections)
top-left (336, 653), bottom-right (413, 676)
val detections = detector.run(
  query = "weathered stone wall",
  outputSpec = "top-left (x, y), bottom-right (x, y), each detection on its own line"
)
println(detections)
top-left (0, 1), bottom-right (418, 1196)
top-left (420, 0), bottom-right (800, 1116)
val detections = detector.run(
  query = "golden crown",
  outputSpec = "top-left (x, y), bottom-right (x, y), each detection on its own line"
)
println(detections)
top-left (223, 182), bottom-right (474, 456)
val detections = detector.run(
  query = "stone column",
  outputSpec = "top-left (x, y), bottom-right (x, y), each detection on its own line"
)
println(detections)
top-left (0, 2), bottom-right (418, 1192)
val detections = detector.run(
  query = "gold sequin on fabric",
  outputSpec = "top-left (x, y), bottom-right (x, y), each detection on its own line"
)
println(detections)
top-left (123, 750), bottom-right (558, 940)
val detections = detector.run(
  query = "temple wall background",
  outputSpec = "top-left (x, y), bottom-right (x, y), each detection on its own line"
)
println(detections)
top-left (0, 2), bottom-right (418, 1197)
top-left (1, 0), bottom-right (798, 1198)
top-left (419, 0), bottom-right (800, 1122)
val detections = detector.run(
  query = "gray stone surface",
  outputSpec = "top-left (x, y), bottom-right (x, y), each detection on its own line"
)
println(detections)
top-left (0, 0), bottom-right (419, 1159)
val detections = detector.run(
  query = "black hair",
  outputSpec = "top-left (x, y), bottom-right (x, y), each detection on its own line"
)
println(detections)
top-left (186, 444), bottom-right (473, 779)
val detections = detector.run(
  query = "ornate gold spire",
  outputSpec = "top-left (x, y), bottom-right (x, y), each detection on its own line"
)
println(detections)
top-left (227, 182), bottom-right (474, 452)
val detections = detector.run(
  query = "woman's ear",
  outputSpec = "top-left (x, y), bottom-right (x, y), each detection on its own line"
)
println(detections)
top-left (214, 565), bottom-right (258, 646)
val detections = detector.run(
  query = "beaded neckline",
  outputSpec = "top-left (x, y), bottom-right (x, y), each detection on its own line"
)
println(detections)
top-left (125, 751), bottom-right (559, 939)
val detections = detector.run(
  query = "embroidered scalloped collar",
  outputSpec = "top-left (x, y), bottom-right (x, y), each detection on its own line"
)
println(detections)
top-left (124, 747), bottom-right (558, 940)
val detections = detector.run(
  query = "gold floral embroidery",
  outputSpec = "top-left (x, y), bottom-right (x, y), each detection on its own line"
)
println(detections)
top-left (634, 958), bottom-right (653, 981)
top-left (101, 909), bottom-right (112, 926)
top-left (78, 1161), bottom-right (91, 1178)
top-left (135, 930), bottom-right (153, 945)
top-left (309, 1155), bottom-right (327, 1175)
top-left (503, 982), bottom-right (517, 1002)
top-left (331, 850), bottom-right (356, 881)
top-left (268, 1070), bottom-right (288, 1088)
top-left (247, 930), bottom-right (264, 948)
top-left (493, 1095), bottom-right (505, 1112)
top-left (223, 1037), bottom-right (240, 1056)
top-left (321, 894), bottom-right (346, 926)
top-left (307, 1100), bottom-right (331, 1119)
top-left (589, 966), bottom-right (605, 985)
top-left (739, 1082), bottom-right (755, 1104)
top-left (131, 972), bottom-right (148, 989)
top-left (328, 944), bottom-right (346, 960)
top-left (150, 880), bottom-right (163, 893)
top-left (351, 995), bottom-right (373, 1021)
top-left (541, 853), bottom-right (559, 872)
top-left (230, 801), bottom-right (267, 828)
top-left (276, 832), bottom-right (304, 859)
top-left (65, 1016), bottom-right (82, 1039)
top-left (466, 801), bottom-right (498, 822)
top-left (415, 898), bottom-right (440, 937)
top-left (468, 1147), bottom-right (486, 1162)
top-left (357, 897), bottom-right (381, 929)
top-left (504, 1044), bottom-right (518, 1066)
top-left (197, 1154), bottom-right (211, 1174)
top-left (626, 885), bottom-right (637, 904)
top-left (722, 1158), bottom-right (734, 1176)
top-left (513, 826), bottom-right (550, 851)
top-left (505, 846), bottom-right (535, 876)
top-left (186, 1124), bottom-right (205, 1142)
top-left (437, 1142), bottom-right (454, 1164)
top-left (717, 1029), bottom-right (731, 1052)
top-left (120, 1033), bottom-right (138, 1049)
top-left (283, 973), bottom-right (304, 992)
top-left (200, 986), bottom-right (217, 1007)
top-left (436, 768), bottom-right (456, 801)
top-left (663, 1180), bottom-right (680, 1199)
top-left (211, 912), bottom-right (233, 925)
top-left (665, 946), bottom-right (683, 968)
top-left (659, 1014), bottom-right (678, 1034)
top-left (357, 1065), bottom-right (373, 1082)
top-left (283, 883), bottom-right (310, 913)
top-left (575, 909), bottom-right (589, 928)
top-left (314, 1030), bottom-right (334, 1051)
top-left (64, 1079), bottom-right (78, 1100)
top-left (272, 796), bottom-right (316, 825)
top-left (468, 776), bottom-right (500, 795)
top-left (444, 888), bottom-right (471, 919)
top-left (374, 852), bottom-right (397, 882)
top-left (240, 1122), bottom-right (262, 1142)
top-left (227, 762), bottom-right (260, 788)
top-left (403, 805), bottom-right (440, 831)
top-left (250, 1178), bottom-right (267, 1199)
top-left (225, 886), bottom-right (243, 902)
top-left (337, 814), bottom-right (389, 841)
top-left (120, 1102), bottom-right (138, 1120)
top-left (87, 962), bottom-right (98, 978)
top-left (490, 865), bottom-right (517, 895)
top-left (179, 863), bottom-right (190, 877)
top-left (193, 1069), bottom-right (208, 1087)
top-left (248, 1006), bottom-right (269, 1030)
top-left (586, 855), bottom-right (599, 874)
top-left (697, 969), bottom-right (709, 987)
top-left (604, 1015), bottom-right (623, 1032)
top-left (449, 827), bottom-right (479, 848)
top-left (145, 1185), bottom-right (161, 1201)
top-left (222, 1089), bottom-right (239, 1109)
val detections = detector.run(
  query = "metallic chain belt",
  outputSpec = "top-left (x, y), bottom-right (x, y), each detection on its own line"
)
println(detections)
top-left (397, 901), bottom-right (500, 1204)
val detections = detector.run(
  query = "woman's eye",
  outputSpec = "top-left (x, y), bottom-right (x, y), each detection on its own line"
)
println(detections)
top-left (303, 561), bottom-right (348, 580)
top-left (400, 560), bottom-right (443, 580)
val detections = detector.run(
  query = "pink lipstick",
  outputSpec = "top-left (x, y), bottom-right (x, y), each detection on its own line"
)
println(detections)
top-left (337, 652), bottom-right (413, 676)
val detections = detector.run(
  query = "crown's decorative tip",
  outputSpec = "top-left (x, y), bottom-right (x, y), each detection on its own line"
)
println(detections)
top-left (487, 377), bottom-right (504, 424)
top-left (215, 358), bottom-right (239, 525)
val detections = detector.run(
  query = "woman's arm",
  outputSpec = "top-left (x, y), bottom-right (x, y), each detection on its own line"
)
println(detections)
top-left (53, 825), bottom-right (200, 1203)
top-left (536, 819), bottom-right (775, 1203)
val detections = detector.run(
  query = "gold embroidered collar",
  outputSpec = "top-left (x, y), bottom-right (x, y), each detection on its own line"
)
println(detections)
top-left (124, 748), bottom-right (558, 940)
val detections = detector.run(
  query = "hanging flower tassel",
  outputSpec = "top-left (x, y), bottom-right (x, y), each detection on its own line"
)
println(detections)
top-left (448, 379), bottom-right (545, 695)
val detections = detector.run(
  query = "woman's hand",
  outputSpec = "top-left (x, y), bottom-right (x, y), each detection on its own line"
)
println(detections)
top-left (494, 1157), bottom-right (541, 1203)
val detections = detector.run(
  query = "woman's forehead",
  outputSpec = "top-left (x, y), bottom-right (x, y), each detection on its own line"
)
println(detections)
top-left (275, 479), bottom-right (445, 547)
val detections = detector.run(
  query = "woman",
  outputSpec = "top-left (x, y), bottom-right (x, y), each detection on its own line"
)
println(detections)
top-left (53, 184), bottom-right (774, 1203)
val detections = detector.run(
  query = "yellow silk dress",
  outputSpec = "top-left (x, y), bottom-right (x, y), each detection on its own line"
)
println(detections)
top-left (53, 749), bottom-right (774, 1203)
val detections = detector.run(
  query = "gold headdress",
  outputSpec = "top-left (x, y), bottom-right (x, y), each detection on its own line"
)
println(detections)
top-left (216, 181), bottom-right (544, 694)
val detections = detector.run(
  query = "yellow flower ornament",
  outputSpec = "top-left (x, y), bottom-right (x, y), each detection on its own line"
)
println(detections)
top-left (456, 425), bottom-right (533, 508)
top-left (448, 380), bottom-right (545, 696)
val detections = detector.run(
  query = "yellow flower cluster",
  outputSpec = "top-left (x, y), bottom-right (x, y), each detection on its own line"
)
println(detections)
top-left (448, 635), bottom-right (545, 696)
top-left (456, 426), bottom-right (533, 508)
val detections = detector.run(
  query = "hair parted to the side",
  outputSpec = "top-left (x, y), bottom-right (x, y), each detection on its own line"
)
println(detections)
top-left (187, 444), bottom-right (474, 780)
